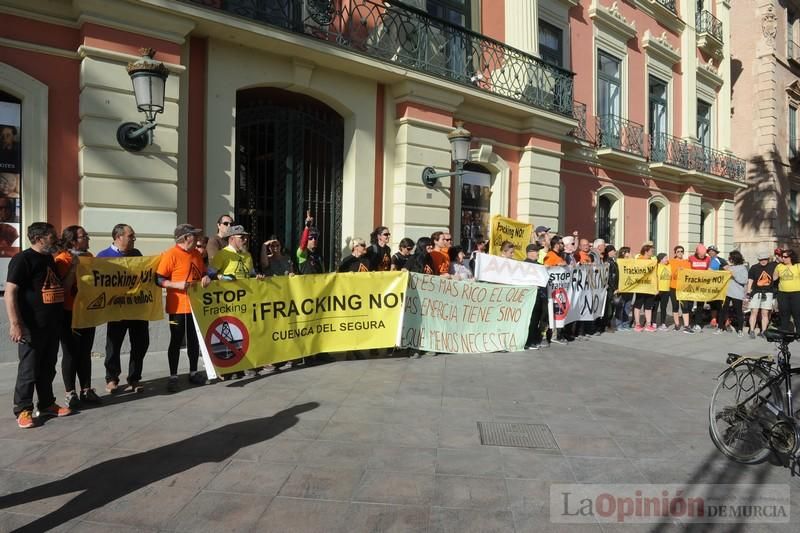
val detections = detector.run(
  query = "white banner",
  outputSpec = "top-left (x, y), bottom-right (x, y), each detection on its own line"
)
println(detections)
top-left (547, 264), bottom-right (609, 329)
top-left (473, 252), bottom-right (549, 287)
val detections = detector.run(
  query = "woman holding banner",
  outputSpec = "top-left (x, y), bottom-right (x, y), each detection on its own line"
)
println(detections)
top-left (775, 249), bottom-right (800, 335)
top-left (631, 245), bottom-right (657, 332)
top-left (716, 250), bottom-right (748, 336)
top-left (614, 247), bottom-right (633, 330)
top-left (669, 246), bottom-right (693, 332)
top-left (55, 226), bottom-right (101, 408)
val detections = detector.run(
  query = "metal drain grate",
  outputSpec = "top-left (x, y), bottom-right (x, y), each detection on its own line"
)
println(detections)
top-left (477, 422), bottom-right (559, 449)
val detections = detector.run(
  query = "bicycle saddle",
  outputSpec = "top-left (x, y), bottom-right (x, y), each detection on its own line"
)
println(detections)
top-left (764, 329), bottom-right (798, 343)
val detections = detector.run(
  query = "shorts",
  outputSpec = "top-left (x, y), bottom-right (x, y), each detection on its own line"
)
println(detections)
top-left (749, 292), bottom-right (773, 310)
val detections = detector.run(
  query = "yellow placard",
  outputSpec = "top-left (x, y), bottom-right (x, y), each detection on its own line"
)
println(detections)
top-left (675, 270), bottom-right (731, 302)
top-left (190, 271), bottom-right (407, 376)
top-left (72, 255), bottom-right (164, 328)
top-left (488, 214), bottom-right (532, 261)
top-left (617, 258), bottom-right (658, 295)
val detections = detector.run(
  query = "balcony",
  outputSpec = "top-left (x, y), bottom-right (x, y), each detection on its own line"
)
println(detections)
top-left (596, 114), bottom-right (646, 162)
top-left (696, 10), bottom-right (723, 56)
top-left (186, 0), bottom-right (575, 116)
top-left (653, 0), bottom-right (676, 15)
top-left (649, 132), bottom-right (688, 176)
top-left (570, 102), bottom-right (592, 143)
top-left (789, 40), bottom-right (800, 66)
top-left (685, 143), bottom-right (746, 182)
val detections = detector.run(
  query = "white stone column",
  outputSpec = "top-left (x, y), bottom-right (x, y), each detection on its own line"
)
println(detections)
top-left (678, 191), bottom-right (702, 246)
top-left (681, 0), bottom-right (698, 139)
top-left (717, 0), bottom-right (732, 151)
top-left (517, 146), bottom-right (562, 230)
top-left (717, 198), bottom-right (735, 253)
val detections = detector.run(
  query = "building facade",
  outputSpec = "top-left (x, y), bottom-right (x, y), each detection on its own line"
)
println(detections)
top-left (0, 0), bottom-right (747, 279)
top-left (730, 0), bottom-right (800, 260)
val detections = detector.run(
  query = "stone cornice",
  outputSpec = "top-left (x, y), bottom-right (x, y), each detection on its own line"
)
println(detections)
top-left (642, 30), bottom-right (681, 65)
top-left (696, 58), bottom-right (723, 89)
top-left (589, 1), bottom-right (637, 42)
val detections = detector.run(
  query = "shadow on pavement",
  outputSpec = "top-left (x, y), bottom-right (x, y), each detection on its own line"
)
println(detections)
top-left (0, 402), bottom-right (319, 532)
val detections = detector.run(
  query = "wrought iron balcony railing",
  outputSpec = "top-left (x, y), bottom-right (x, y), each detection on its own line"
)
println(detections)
top-left (649, 132), bottom-right (688, 168)
top-left (596, 114), bottom-right (645, 157)
top-left (654, 0), bottom-right (677, 15)
top-left (696, 10), bottom-right (723, 44)
top-left (570, 102), bottom-right (592, 142)
top-left (187, 0), bottom-right (575, 116)
top-left (686, 142), bottom-right (746, 182)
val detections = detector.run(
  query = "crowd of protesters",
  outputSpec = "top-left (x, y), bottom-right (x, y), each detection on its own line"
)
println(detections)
top-left (5, 214), bottom-right (800, 429)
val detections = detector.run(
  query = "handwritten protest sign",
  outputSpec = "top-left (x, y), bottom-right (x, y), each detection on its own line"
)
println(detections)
top-left (488, 215), bottom-right (532, 261)
top-left (676, 270), bottom-right (731, 302)
top-left (617, 259), bottom-right (658, 295)
top-left (190, 272), bottom-right (407, 378)
top-left (473, 252), bottom-right (548, 287)
top-left (547, 264), bottom-right (609, 329)
top-left (72, 255), bottom-right (163, 328)
top-left (400, 272), bottom-right (536, 353)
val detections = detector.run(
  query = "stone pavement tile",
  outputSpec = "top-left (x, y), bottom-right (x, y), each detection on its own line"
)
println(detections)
top-left (343, 502), bottom-right (429, 533)
top-left (435, 447), bottom-right (504, 477)
top-left (611, 436), bottom-right (685, 461)
top-left (8, 443), bottom-right (105, 476)
top-left (514, 511), bottom-right (603, 533)
top-left (297, 440), bottom-right (373, 469)
top-left (181, 386), bottom-right (253, 413)
top-left (118, 428), bottom-right (196, 451)
top-left (151, 408), bottom-right (223, 434)
top-left (341, 392), bottom-right (397, 407)
top-left (433, 474), bottom-right (509, 510)
top-left (568, 457), bottom-right (648, 484)
top-left (396, 382), bottom-right (443, 397)
top-left (598, 418), bottom-right (667, 439)
top-left (0, 512), bottom-right (77, 532)
top-left (152, 457), bottom-right (231, 491)
top-left (391, 393), bottom-right (442, 409)
top-left (442, 396), bottom-right (491, 410)
top-left (428, 507), bottom-right (515, 533)
top-left (165, 490), bottom-right (272, 533)
top-left (206, 459), bottom-right (294, 495)
top-left (0, 414), bottom-right (89, 443)
top-left (382, 407), bottom-right (441, 430)
top-left (351, 470), bottom-right (435, 506)
top-left (505, 478), bottom-right (550, 515)
top-left (277, 465), bottom-right (363, 501)
top-left (85, 484), bottom-right (198, 529)
top-left (441, 405), bottom-right (493, 423)
top-left (269, 418), bottom-right (328, 441)
top-left (437, 424), bottom-right (484, 449)
top-left (0, 438), bottom-right (50, 468)
top-left (556, 435), bottom-right (626, 458)
top-left (442, 385), bottom-right (489, 400)
top-left (500, 448), bottom-right (575, 481)
top-left (253, 496), bottom-right (350, 533)
top-left (317, 421), bottom-right (384, 444)
top-left (0, 469), bottom-right (79, 516)
top-left (382, 423), bottom-right (439, 447)
top-left (59, 414), bottom-right (155, 448)
top-left (258, 438), bottom-right (313, 464)
top-left (544, 418), bottom-right (613, 438)
top-left (366, 445), bottom-right (437, 474)
top-left (599, 521), bottom-right (684, 532)
top-left (329, 405), bottom-right (388, 424)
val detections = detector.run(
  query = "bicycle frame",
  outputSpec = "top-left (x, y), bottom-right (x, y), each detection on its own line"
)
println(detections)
top-left (728, 341), bottom-right (799, 418)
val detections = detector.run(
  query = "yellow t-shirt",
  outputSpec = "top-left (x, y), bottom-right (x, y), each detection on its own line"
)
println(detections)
top-left (211, 246), bottom-right (254, 280)
top-left (777, 263), bottom-right (800, 292)
top-left (657, 263), bottom-right (671, 292)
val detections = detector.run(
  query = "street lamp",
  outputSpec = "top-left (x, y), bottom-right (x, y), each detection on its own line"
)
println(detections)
top-left (116, 48), bottom-right (169, 152)
top-left (421, 121), bottom-right (472, 188)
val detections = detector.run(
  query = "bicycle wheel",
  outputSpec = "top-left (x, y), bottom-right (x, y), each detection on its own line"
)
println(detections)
top-left (708, 363), bottom-right (783, 464)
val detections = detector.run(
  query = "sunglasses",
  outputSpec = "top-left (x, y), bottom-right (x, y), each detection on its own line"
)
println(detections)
top-left (443, 238), bottom-right (452, 241)
top-left (308, 236), bottom-right (318, 241)
top-left (782, 255), bottom-right (791, 258)
top-left (381, 233), bottom-right (390, 237)
top-left (219, 221), bottom-right (232, 226)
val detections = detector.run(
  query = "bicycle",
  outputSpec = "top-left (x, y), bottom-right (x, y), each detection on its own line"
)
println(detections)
top-left (708, 328), bottom-right (800, 466)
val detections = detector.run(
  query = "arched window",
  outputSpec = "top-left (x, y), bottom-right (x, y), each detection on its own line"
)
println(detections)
top-left (647, 196), bottom-right (670, 253)
top-left (460, 162), bottom-right (492, 253)
top-left (700, 203), bottom-right (716, 245)
top-left (649, 203), bottom-right (660, 249)
top-left (598, 196), bottom-right (614, 244)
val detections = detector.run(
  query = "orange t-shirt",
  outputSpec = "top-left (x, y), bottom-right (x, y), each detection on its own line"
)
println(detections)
top-left (157, 245), bottom-right (206, 314)
top-left (578, 251), bottom-right (592, 264)
top-left (430, 248), bottom-right (450, 275)
top-left (668, 258), bottom-right (691, 289)
top-left (54, 250), bottom-right (93, 311)
top-left (544, 250), bottom-right (566, 266)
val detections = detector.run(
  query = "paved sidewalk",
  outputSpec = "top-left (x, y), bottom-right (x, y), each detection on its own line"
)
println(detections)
top-left (0, 329), bottom-right (797, 532)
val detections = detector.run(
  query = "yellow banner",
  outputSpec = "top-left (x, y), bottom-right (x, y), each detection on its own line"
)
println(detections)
top-left (190, 272), bottom-right (407, 377)
top-left (72, 255), bottom-right (164, 328)
top-left (617, 258), bottom-right (658, 295)
top-left (676, 270), bottom-right (731, 302)
top-left (488, 214), bottom-right (532, 261)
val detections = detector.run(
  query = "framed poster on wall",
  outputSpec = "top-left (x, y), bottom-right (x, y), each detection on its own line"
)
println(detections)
top-left (0, 94), bottom-right (22, 291)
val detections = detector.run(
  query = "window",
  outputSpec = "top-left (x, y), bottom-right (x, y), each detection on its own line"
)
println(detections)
top-left (598, 195), bottom-right (616, 245)
top-left (697, 99), bottom-right (712, 147)
top-left (539, 20), bottom-right (563, 67)
top-left (426, 0), bottom-right (469, 27)
top-left (649, 76), bottom-right (668, 156)
top-left (597, 51), bottom-right (621, 118)
top-left (460, 163), bottom-right (491, 253)
top-left (789, 11), bottom-right (795, 59)
top-left (791, 105), bottom-right (797, 158)
top-left (791, 190), bottom-right (799, 232)
top-left (649, 203), bottom-right (660, 251)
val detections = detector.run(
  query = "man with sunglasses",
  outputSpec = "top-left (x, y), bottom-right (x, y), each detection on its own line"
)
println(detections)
top-left (206, 214), bottom-right (234, 262)
top-left (746, 250), bottom-right (777, 338)
top-left (297, 212), bottom-right (324, 275)
top-left (429, 230), bottom-right (452, 276)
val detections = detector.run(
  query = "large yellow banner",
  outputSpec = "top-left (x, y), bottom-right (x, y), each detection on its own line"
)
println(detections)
top-left (72, 255), bottom-right (164, 328)
top-left (190, 271), bottom-right (407, 377)
top-left (617, 259), bottom-right (658, 295)
top-left (676, 270), bottom-right (731, 302)
top-left (488, 214), bottom-right (532, 260)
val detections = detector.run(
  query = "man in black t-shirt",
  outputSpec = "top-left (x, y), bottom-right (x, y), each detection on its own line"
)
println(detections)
top-left (746, 250), bottom-right (777, 338)
top-left (5, 222), bottom-right (73, 428)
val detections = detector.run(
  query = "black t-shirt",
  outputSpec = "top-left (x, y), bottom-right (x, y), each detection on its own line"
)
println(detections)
top-left (748, 262), bottom-right (777, 294)
top-left (366, 244), bottom-right (391, 272)
top-left (391, 251), bottom-right (409, 271)
top-left (6, 248), bottom-right (64, 329)
top-left (405, 253), bottom-right (434, 274)
top-left (338, 255), bottom-right (370, 273)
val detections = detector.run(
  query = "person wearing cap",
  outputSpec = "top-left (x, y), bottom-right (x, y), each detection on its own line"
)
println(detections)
top-left (96, 224), bottom-right (150, 393)
top-left (297, 212), bottom-right (324, 275)
top-left (210, 225), bottom-right (261, 281)
top-left (707, 245), bottom-right (726, 270)
top-left (746, 249), bottom-right (777, 338)
top-left (535, 225), bottom-right (551, 239)
top-left (157, 224), bottom-right (211, 392)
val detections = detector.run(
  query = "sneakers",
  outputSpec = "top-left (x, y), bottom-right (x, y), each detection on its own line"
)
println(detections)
top-left (410, 352), bottom-right (422, 359)
top-left (749, 331), bottom-right (756, 340)
top-left (693, 324), bottom-right (702, 331)
top-left (188, 372), bottom-right (206, 385)
top-left (737, 331), bottom-right (744, 338)
top-left (674, 325), bottom-right (681, 332)
top-left (36, 403), bottom-right (71, 418)
top-left (17, 410), bottom-right (35, 429)
top-left (551, 337), bottom-right (568, 345)
top-left (710, 318), bottom-right (718, 328)
top-left (634, 324), bottom-right (644, 332)
top-left (713, 328), bottom-right (723, 335)
top-left (167, 377), bottom-right (180, 393)
top-left (658, 324), bottom-right (669, 331)
top-left (525, 344), bottom-right (540, 351)
top-left (105, 381), bottom-right (118, 394)
top-left (65, 390), bottom-right (79, 409)
top-left (80, 388), bottom-right (102, 403)
top-left (645, 324), bottom-right (657, 332)
top-left (122, 382), bottom-right (143, 394)
top-left (683, 326), bottom-right (696, 334)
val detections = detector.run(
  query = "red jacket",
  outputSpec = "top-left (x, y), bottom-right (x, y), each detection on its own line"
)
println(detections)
top-left (690, 255), bottom-right (711, 270)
